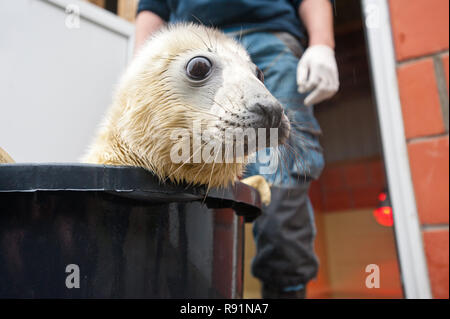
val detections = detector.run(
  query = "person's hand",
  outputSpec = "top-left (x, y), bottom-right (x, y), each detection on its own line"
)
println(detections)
top-left (297, 45), bottom-right (339, 106)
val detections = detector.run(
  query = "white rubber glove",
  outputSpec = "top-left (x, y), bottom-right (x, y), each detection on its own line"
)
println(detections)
top-left (297, 45), bottom-right (339, 106)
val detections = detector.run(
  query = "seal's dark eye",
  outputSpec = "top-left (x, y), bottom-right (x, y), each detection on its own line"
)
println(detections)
top-left (186, 56), bottom-right (212, 80)
top-left (256, 67), bottom-right (264, 83)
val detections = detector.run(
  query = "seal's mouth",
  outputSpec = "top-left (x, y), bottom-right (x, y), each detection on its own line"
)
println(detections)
top-left (197, 101), bottom-right (291, 160)
top-left (240, 111), bottom-right (290, 156)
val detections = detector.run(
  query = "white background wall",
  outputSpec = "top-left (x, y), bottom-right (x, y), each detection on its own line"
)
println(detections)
top-left (0, 0), bottom-right (134, 162)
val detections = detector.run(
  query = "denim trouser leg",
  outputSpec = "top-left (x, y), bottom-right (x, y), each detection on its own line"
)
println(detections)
top-left (235, 32), bottom-right (325, 290)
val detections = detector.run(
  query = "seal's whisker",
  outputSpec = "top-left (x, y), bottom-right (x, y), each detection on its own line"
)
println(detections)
top-left (283, 142), bottom-right (309, 182)
top-left (182, 105), bottom-right (221, 119)
top-left (189, 17), bottom-right (214, 51)
top-left (205, 27), bottom-right (216, 52)
top-left (238, 28), bottom-right (244, 43)
top-left (278, 146), bottom-right (297, 197)
top-left (280, 146), bottom-right (300, 185)
top-left (288, 121), bottom-right (316, 124)
top-left (203, 149), bottom-right (222, 200)
top-left (184, 152), bottom-right (219, 190)
top-left (190, 133), bottom-right (227, 189)
top-left (287, 130), bottom-right (317, 148)
top-left (274, 147), bottom-right (285, 182)
top-left (212, 97), bottom-right (236, 115)
top-left (191, 30), bottom-right (213, 51)
top-left (225, 95), bottom-right (242, 113)
top-left (278, 145), bottom-right (295, 181)
top-left (213, 97), bottom-right (234, 114)
top-left (163, 143), bottom-right (206, 183)
top-left (288, 121), bottom-right (321, 132)
top-left (151, 57), bottom-right (178, 62)
top-left (190, 160), bottom-right (210, 189)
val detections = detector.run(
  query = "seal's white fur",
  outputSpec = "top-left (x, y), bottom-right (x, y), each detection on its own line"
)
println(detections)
top-left (83, 24), bottom-right (288, 188)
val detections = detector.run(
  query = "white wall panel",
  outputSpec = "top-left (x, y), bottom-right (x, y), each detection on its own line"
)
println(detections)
top-left (0, 0), bottom-right (134, 162)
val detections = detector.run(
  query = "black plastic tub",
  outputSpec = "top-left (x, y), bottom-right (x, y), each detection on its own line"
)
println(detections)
top-left (0, 164), bottom-right (261, 298)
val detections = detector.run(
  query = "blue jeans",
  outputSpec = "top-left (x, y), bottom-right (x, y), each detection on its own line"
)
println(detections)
top-left (233, 31), bottom-right (325, 291)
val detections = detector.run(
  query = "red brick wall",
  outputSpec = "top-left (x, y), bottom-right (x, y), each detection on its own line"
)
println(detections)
top-left (389, 0), bottom-right (449, 299)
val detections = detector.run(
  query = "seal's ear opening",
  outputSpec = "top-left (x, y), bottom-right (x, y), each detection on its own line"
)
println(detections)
top-left (255, 67), bottom-right (264, 83)
top-left (0, 147), bottom-right (14, 164)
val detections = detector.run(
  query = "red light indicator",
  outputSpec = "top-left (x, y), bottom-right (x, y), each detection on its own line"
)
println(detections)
top-left (373, 206), bottom-right (394, 227)
top-left (378, 192), bottom-right (387, 202)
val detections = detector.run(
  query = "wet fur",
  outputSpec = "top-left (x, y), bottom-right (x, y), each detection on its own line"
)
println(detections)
top-left (83, 24), bottom-right (287, 189)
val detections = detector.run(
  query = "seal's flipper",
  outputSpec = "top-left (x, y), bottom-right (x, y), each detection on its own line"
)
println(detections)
top-left (241, 175), bottom-right (271, 206)
top-left (0, 147), bottom-right (14, 163)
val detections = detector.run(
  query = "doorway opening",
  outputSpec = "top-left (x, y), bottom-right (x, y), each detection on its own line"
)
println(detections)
top-left (244, 0), bottom-right (404, 299)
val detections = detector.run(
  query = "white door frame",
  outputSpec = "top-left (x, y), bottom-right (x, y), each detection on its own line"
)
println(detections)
top-left (361, 0), bottom-right (432, 299)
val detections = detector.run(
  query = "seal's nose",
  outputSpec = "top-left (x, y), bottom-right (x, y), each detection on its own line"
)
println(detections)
top-left (249, 102), bottom-right (283, 128)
